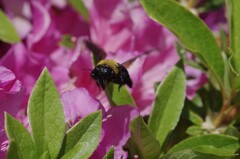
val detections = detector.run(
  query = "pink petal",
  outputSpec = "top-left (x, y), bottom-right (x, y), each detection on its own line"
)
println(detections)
top-left (13, 17), bottom-right (32, 39)
top-left (0, 66), bottom-right (15, 88)
top-left (50, 0), bottom-right (67, 8)
top-left (70, 48), bottom-right (99, 96)
top-left (133, 46), bottom-right (179, 116)
top-left (28, 1), bottom-right (51, 44)
top-left (0, 67), bottom-right (25, 157)
top-left (200, 7), bottom-right (227, 32)
top-left (185, 66), bottom-right (208, 100)
top-left (53, 7), bottom-right (90, 37)
top-left (61, 88), bottom-right (106, 125)
top-left (0, 43), bottom-right (43, 95)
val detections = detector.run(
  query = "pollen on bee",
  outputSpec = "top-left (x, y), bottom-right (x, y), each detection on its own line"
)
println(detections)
top-left (97, 60), bottom-right (119, 74)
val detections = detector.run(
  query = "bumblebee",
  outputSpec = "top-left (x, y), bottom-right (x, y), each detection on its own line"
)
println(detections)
top-left (91, 59), bottom-right (132, 90)
top-left (84, 40), bottom-right (133, 90)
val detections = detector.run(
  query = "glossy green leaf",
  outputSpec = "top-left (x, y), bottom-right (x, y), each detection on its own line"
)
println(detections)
top-left (61, 111), bottom-right (102, 159)
top-left (28, 68), bottom-right (65, 158)
top-left (140, 0), bottom-right (224, 84)
top-left (148, 65), bottom-right (186, 149)
top-left (68, 0), bottom-right (89, 22)
top-left (105, 83), bottom-right (136, 106)
top-left (5, 113), bottom-right (37, 159)
top-left (103, 146), bottom-right (114, 159)
top-left (161, 149), bottom-right (226, 159)
top-left (227, 0), bottom-right (240, 75)
top-left (129, 116), bottom-right (161, 159)
top-left (0, 9), bottom-right (20, 43)
top-left (168, 134), bottom-right (239, 157)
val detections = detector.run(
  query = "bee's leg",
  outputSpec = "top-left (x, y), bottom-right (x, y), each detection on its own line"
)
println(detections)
top-left (103, 79), bottom-right (108, 89)
top-left (96, 81), bottom-right (101, 91)
top-left (118, 84), bottom-right (123, 92)
top-left (99, 78), bottom-right (106, 90)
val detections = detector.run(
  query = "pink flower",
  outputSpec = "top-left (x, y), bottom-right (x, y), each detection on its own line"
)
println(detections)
top-left (0, 43), bottom-right (44, 95)
top-left (0, 66), bottom-right (25, 158)
top-left (0, 0), bottom-right (90, 95)
top-left (0, 0), bottom-right (224, 158)
top-left (88, 0), bottom-right (171, 53)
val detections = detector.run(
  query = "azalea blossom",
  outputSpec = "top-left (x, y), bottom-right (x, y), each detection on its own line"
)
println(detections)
top-left (0, 0), bottom-right (227, 158)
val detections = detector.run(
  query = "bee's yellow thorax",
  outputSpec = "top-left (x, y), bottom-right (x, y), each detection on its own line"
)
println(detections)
top-left (97, 60), bottom-right (119, 74)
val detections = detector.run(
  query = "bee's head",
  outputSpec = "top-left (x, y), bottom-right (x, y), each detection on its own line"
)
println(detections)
top-left (90, 66), bottom-right (101, 79)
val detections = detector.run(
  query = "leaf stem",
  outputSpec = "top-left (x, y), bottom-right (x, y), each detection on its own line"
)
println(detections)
top-left (213, 99), bottom-right (231, 127)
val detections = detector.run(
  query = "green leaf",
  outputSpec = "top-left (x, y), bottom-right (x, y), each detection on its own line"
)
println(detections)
top-left (105, 83), bottom-right (136, 106)
top-left (103, 146), bottom-right (114, 159)
top-left (5, 113), bottom-right (37, 159)
top-left (129, 116), bottom-right (161, 159)
top-left (140, 0), bottom-right (224, 84)
top-left (224, 126), bottom-right (240, 138)
top-left (0, 9), bottom-right (20, 43)
top-left (28, 68), bottom-right (65, 158)
top-left (168, 134), bottom-right (239, 157)
top-left (61, 111), bottom-right (102, 159)
top-left (161, 149), bottom-right (226, 159)
top-left (148, 65), bottom-right (186, 149)
top-left (39, 152), bottom-right (50, 159)
top-left (190, 145), bottom-right (238, 157)
top-left (219, 26), bottom-right (228, 52)
top-left (227, 0), bottom-right (240, 75)
top-left (68, 0), bottom-right (89, 22)
top-left (7, 141), bottom-right (20, 159)
top-left (188, 110), bottom-right (204, 126)
top-left (186, 125), bottom-right (204, 136)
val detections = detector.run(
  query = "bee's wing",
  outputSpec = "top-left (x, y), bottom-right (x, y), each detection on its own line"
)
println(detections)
top-left (121, 48), bottom-right (159, 68)
top-left (84, 40), bottom-right (107, 65)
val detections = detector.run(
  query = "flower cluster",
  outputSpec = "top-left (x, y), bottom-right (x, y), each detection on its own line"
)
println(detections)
top-left (0, 0), bottom-right (226, 158)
